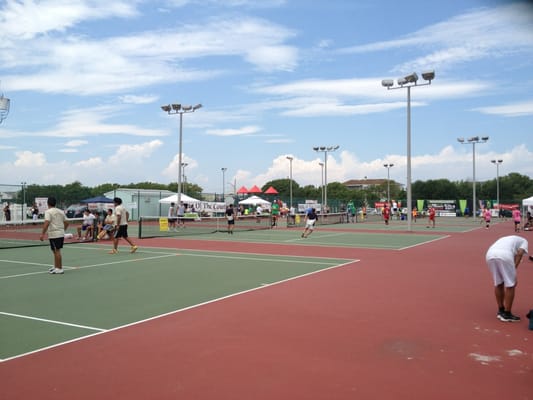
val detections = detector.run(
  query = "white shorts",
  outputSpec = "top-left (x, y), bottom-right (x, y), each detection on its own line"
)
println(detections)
top-left (486, 257), bottom-right (516, 287)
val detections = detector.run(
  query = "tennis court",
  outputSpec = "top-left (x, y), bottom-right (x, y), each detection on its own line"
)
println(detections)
top-left (0, 244), bottom-right (355, 360)
top-left (1, 218), bottom-right (532, 400)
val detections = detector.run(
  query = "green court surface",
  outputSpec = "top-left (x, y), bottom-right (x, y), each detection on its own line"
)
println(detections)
top-left (164, 228), bottom-right (447, 249)
top-left (0, 245), bottom-right (355, 360)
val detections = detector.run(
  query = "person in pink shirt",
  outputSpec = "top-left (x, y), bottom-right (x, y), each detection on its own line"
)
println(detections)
top-left (512, 207), bottom-right (521, 232)
top-left (484, 208), bottom-right (492, 229)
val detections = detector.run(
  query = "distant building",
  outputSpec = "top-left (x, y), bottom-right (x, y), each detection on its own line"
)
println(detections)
top-left (103, 188), bottom-right (175, 220)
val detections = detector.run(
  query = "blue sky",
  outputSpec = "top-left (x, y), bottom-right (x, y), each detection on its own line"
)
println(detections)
top-left (0, 0), bottom-right (532, 194)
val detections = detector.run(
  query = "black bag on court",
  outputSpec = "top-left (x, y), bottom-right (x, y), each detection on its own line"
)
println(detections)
top-left (527, 310), bottom-right (533, 330)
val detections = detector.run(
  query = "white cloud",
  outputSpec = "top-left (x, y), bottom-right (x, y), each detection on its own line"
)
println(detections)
top-left (1, 15), bottom-right (298, 95)
top-left (162, 153), bottom-right (198, 180)
top-left (10, 106), bottom-right (168, 138)
top-left (206, 125), bottom-right (261, 136)
top-left (338, 3), bottom-right (533, 73)
top-left (119, 94), bottom-right (159, 105)
top-left (108, 140), bottom-right (164, 165)
top-left (75, 156), bottom-right (104, 168)
top-left (14, 151), bottom-right (46, 167)
top-left (472, 101), bottom-right (533, 117)
top-left (0, 0), bottom-right (139, 40)
top-left (65, 139), bottom-right (89, 147)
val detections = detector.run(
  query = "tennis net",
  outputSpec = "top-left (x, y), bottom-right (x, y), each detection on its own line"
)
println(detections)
top-left (138, 214), bottom-right (273, 238)
top-left (0, 218), bottom-right (88, 249)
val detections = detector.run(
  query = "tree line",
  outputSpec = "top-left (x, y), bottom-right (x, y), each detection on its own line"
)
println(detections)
top-left (12, 172), bottom-right (533, 208)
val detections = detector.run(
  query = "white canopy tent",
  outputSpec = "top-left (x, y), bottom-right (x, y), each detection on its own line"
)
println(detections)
top-left (158, 193), bottom-right (201, 204)
top-left (238, 195), bottom-right (271, 207)
top-left (523, 196), bottom-right (533, 207)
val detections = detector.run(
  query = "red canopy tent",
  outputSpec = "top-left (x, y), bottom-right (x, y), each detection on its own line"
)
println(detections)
top-left (236, 186), bottom-right (249, 194)
top-left (248, 185), bottom-right (262, 194)
top-left (264, 186), bottom-right (278, 195)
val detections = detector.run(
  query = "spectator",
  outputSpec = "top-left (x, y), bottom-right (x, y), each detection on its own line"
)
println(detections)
top-left (3, 202), bottom-right (11, 221)
top-left (77, 209), bottom-right (95, 241)
top-left (485, 235), bottom-right (531, 322)
top-left (97, 208), bottom-right (116, 240)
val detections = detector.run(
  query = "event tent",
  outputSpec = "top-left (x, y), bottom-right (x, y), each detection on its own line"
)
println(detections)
top-left (158, 193), bottom-right (201, 204)
top-left (523, 196), bottom-right (533, 207)
top-left (80, 196), bottom-right (114, 203)
top-left (238, 195), bottom-right (271, 206)
top-left (248, 185), bottom-right (262, 194)
top-left (264, 186), bottom-right (278, 195)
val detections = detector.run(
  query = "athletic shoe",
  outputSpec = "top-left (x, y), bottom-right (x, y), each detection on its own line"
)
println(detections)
top-left (48, 267), bottom-right (55, 273)
top-left (130, 245), bottom-right (138, 253)
top-left (49, 268), bottom-right (64, 274)
top-left (497, 309), bottom-right (505, 320)
top-left (109, 249), bottom-right (118, 254)
top-left (498, 312), bottom-right (521, 322)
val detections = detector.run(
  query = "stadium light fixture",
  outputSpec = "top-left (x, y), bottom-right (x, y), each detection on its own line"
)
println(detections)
top-left (457, 136), bottom-right (489, 219)
top-left (313, 145), bottom-right (339, 212)
top-left (161, 102), bottom-right (202, 204)
top-left (404, 72), bottom-right (418, 83)
top-left (421, 70), bottom-right (435, 82)
top-left (382, 70), bottom-right (435, 231)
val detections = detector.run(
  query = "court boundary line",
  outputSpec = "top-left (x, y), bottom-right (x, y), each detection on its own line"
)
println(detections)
top-left (0, 253), bottom-right (179, 280)
top-left (167, 234), bottom-right (445, 250)
top-left (84, 245), bottom-right (357, 261)
top-left (398, 234), bottom-right (451, 250)
top-left (0, 258), bottom-right (359, 363)
top-left (0, 311), bottom-right (106, 332)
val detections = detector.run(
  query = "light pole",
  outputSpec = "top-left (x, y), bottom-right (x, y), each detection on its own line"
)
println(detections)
top-left (457, 136), bottom-right (489, 219)
top-left (382, 70), bottom-right (435, 232)
top-left (491, 159), bottom-right (503, 214)
top-left (221, 167), bottom-right (227, 203)
top-left (161, 103), bottom-right (202, 205)
top-left (181, 162), bottom-right (188, 194)
top-left (286, 156), bottom-right (294, 209)
top-left (318, 162), bottom-right (324, 209)
top-left (21, 181), bottom-right (26, 221)
top-left (313, 146), bottom-right (339, 212)
top-left (383, 163), bottom-right (394, 207)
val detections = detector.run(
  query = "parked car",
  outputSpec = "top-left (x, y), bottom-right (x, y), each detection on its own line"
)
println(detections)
top-left (66, 204), bottom-right (86, 218)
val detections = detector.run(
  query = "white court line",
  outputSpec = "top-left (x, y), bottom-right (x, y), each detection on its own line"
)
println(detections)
top-left (283, 232), bottom-right (347, 243)
top-left (398, 234), bottom-right (450, 250)
top-left (0, 312), bottom-right (106, 332)
top-left (1, 258), bottom-right (359, 363)
top-left (0, 254), bottom-right (178, 280)
top-left (183, 252), bottom-right (342, 265)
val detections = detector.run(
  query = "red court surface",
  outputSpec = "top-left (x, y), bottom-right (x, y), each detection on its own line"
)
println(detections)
top-left (1, 220), bottom-right (532, 399)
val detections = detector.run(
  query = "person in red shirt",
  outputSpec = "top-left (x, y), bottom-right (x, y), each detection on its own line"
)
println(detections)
top-left (382, 205), bottom-right (390, 226)
top-left (427, 206), bottom-right (436, 228)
